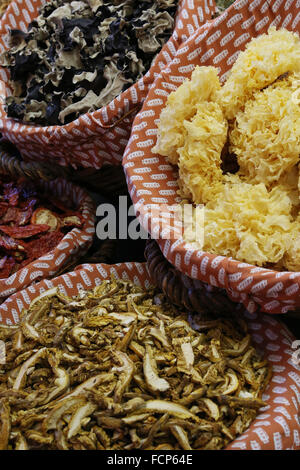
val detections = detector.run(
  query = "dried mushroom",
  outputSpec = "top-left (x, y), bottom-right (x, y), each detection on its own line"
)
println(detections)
top-left (1, 0), bottom-right (179, 125)
top-left (0, 278), bottom-right (271, 450)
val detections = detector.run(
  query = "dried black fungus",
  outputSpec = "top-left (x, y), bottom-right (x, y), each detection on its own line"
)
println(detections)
top-left (1, 0), bottom-right (179, 126)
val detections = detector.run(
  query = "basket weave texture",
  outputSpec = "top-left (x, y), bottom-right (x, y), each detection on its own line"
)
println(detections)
top-left (0, 140), bottom-right (128, 196)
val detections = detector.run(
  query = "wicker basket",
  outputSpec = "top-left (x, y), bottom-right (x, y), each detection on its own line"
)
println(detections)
top-left (0, 141), bottom-right (128, 197)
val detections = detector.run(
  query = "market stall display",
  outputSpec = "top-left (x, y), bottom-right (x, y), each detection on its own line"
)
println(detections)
top-left (0, 140), bottom-right (129, 196)
top-left (0, 0), bottom-right (298, 453)
top-left (0, 0), bottom-right (216, 168)
top-left (123, 0), bottom-right (300, 314)
top-left (0, 262), bottom-right (299, 450)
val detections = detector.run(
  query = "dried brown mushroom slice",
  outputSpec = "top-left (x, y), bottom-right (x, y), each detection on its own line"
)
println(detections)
top-left (13, 348), bottom-right (48, 391)
top-left (140, 413), bottom-right (169, 449)
top-left (198, 398), bottom-right (220, 421)
top-left (25, 429), bottom-right (54, 448)
top-left (0, 325), bottom-right (19, 341)
top-left (222, 335), bottom-right (251, 357)
top-left (67, 402), bottom-right (97, 440)
top-left (10, 431), bottom-right (28, 450)
top-left (132, 400), bottom-right (200, 422)
top-left (60, 372), bottom-right (115, 402)
top-left (217, 395), bottom-right (267, 409)
top-left (178, 386), bottom-right (207, 406)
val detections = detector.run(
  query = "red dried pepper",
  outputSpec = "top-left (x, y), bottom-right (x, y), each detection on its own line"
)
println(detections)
top-left (0, 176), bottom-right (84, 277)
top-left (0, 202), bottom-right (9, 218)
top-left (0, 256), bottom-right (16, 278)
top-left (0, 224), bottom-right (50, 239)
top-left (0, 207), bottom-right (20, 224)
top-left (3, 182), bottom-right (20, 206)
top-left (16, 207), bottom-right (34, 226)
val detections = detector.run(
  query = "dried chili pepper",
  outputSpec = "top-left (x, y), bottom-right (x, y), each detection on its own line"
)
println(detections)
top-left (0, 207), bottom-right (20, 224)
top-left (0, 257), bottom-right (7, 269)
top-left (0, 224), bottom-right (50, 239)
top-left (31, 208), bottom-right (60, 231)
top-left (16, 207), bottom-right (34, 226)
top-left (0, 203), bottom-right (9, 218)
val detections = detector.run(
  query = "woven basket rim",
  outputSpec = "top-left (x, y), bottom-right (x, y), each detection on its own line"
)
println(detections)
top-left (0, 0), bottom-right (187, 133)
top-left (123, 0), bottom-right (300, 314)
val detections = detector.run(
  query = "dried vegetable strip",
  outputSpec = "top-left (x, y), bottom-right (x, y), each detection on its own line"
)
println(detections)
top-left (0, 278), bottom-right (271, 450)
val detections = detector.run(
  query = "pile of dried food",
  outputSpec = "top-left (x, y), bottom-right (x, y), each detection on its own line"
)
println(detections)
top-left (0, 176), bottom-right (83, 278)
top-left (0, 0), bottom-right (10, 18)
top-left (153, 27), bottom-right (300, 270)
top-left (0, 0), bottom-right (179, 125)
top-left (0, 278), bottom-right (271, 450)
